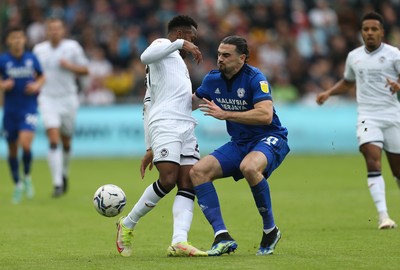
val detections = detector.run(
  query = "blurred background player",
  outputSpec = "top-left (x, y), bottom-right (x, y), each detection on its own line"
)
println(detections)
top-left (191, 36), bottom-right (290, 256)
top-left (115, 15), bottom-right (207, 257)
top-left (33, 17), bottom-right (89, 197)
top-left (0, 26), bottom-right (45, 204)
top-left (316, 11), bottom-right (400, 229)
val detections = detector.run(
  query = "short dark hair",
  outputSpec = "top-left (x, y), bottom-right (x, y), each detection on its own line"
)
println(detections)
top-left (361, 11), bottom-right (384, 26)
top-left (167, 15), bottom-right (198, 33)
top-left (5, 26), bottom-right (25, 38)
top-left (221, 35), bottom-right (249, 62)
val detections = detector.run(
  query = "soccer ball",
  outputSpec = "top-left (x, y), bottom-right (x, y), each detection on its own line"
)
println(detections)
top-left (93, 184), bottom-right (127, 217)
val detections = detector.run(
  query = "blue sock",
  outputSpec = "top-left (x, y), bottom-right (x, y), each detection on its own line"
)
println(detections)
top-left (22, 150), bottom-right (32, 176)
top-left (8, 157), bottom-right (20, 184)
top-left (251, 178), bottom-right (275, 230)
top-left (194, 182), bottom-right (226, 234)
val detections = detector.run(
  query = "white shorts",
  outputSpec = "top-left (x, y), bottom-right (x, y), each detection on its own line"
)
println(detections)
top-left (39, 95), bottom-right (79, 136)
top-left (356, 117), bottom-right (400, 154)
top-left (149, 119), bottom-right (200, 165)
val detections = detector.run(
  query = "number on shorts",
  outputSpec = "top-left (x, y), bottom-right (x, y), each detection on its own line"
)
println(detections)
top-left (25, 114), bottom-right (38, 126)
top-left (263, 136), bottom-right (278, 146)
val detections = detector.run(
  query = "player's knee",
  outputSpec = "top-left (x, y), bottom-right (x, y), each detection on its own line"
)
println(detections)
top-left (189, 165), bottom-right (206, 185)
top-left (365, 158), bottom-right (381, 171)
top-left (158, 177), bottom-right (177, 192)
top-left (240, 162), bottom-right (258, 179)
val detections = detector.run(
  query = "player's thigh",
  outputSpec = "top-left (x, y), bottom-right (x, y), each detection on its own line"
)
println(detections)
top-left (154, 161), bottom-right (180, 191)
top-left (18, 112), bottom-right (38, 149)
top-left (177, 165), bottom-right (194, 190)
top-left (240, 151), bottom-right (267, 175)
top-left (18, 130), bottom-right (35, 150)
top-left (190, 154), bottom-right (224, 185)
top-left (209, 141), bottom-right (242, 180)
top-left (359, 143), bottom-right (382, 171)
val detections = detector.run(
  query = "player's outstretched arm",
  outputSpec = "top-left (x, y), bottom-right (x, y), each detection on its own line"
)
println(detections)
top-left (141, 39), bottom-right (184, 65)
top-left (316, 79), bottom-right (355, 105)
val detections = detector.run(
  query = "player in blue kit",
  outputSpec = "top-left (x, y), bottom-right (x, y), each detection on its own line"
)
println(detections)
top-left (191, 36), bottom-right (290, 256)
top-left (0, 26), bottom-right (45, 204)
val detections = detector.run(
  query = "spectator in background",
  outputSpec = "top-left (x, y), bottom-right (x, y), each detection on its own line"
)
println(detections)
top-left (82, 46), bottom-right (114, 106)
top-left (33, 17), bottom-right (89, 197)
top-left (2, 0), bottom-right (400, 105)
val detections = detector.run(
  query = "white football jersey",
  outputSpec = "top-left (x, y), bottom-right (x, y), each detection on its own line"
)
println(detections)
top-left (33, 39), bottom-right (88, 98)
top-left (143, 90), bottom-right (151, 149)
top-left (141, 38), bottom-right (196, 125)
top-left (344, 43), bottom-right (400, 121)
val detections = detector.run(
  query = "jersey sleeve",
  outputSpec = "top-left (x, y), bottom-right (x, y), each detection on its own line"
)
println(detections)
top-left (195, 73), bottom-right (212, 101)
top-left (72, 42), bottom-right (89, 66)
top-left (343, 53), bottom-right (355, 82)
top-left (251, 72), bottom-right (272, 104)
top-left (143, 90), bottom-right (152, 150)
top-left (140, 38), bottom-right (184, 65)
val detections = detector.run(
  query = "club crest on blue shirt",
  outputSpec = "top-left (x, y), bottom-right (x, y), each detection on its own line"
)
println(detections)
top-left (260, 81), bottom-right (269, 93)
top-left (237, 88), bottom-right (245, 98)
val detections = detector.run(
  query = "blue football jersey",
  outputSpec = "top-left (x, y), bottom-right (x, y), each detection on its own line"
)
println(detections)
top-left (0, 51), bottom-right (43, 113)
top-left (195, 64), bottom-right (288, 143)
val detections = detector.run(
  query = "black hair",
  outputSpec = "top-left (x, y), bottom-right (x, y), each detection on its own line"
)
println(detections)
top-left (5, 26), bottom-right (25, 38)
top-left (221, 35), bottom-right (249, 62)
top-left (361, 11), bottom-right (384, 26)
top-left (167, 15), bottom-right (198, 33)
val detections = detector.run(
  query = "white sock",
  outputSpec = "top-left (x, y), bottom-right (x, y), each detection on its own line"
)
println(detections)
top-left (123, 183), bottom-right (162, 229)
top-left (48, 148), bottom-right (63, 187)
top-left (367, 174), bottom-right (388, 215)
top-left (171, 195), bottom-right (194, 245)
top-left (62, 150), bottom-right (71, 177)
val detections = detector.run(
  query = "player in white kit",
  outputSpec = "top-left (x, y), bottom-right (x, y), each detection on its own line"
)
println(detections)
top-left (33, 18), bottom-right (89, 197)
top-left (115, 15), bottom-right (207, 257)
top-left (316, 11), bottom-right (400, 229)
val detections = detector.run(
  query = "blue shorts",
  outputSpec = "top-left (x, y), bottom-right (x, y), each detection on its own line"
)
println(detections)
top-left (2, 110), bottom-right (38, 142)
top-left (211, 135), bottom-right (290, 181)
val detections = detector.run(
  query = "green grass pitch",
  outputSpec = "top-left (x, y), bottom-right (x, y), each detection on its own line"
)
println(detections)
top-left (0, 154), bottom-right (399, 270)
